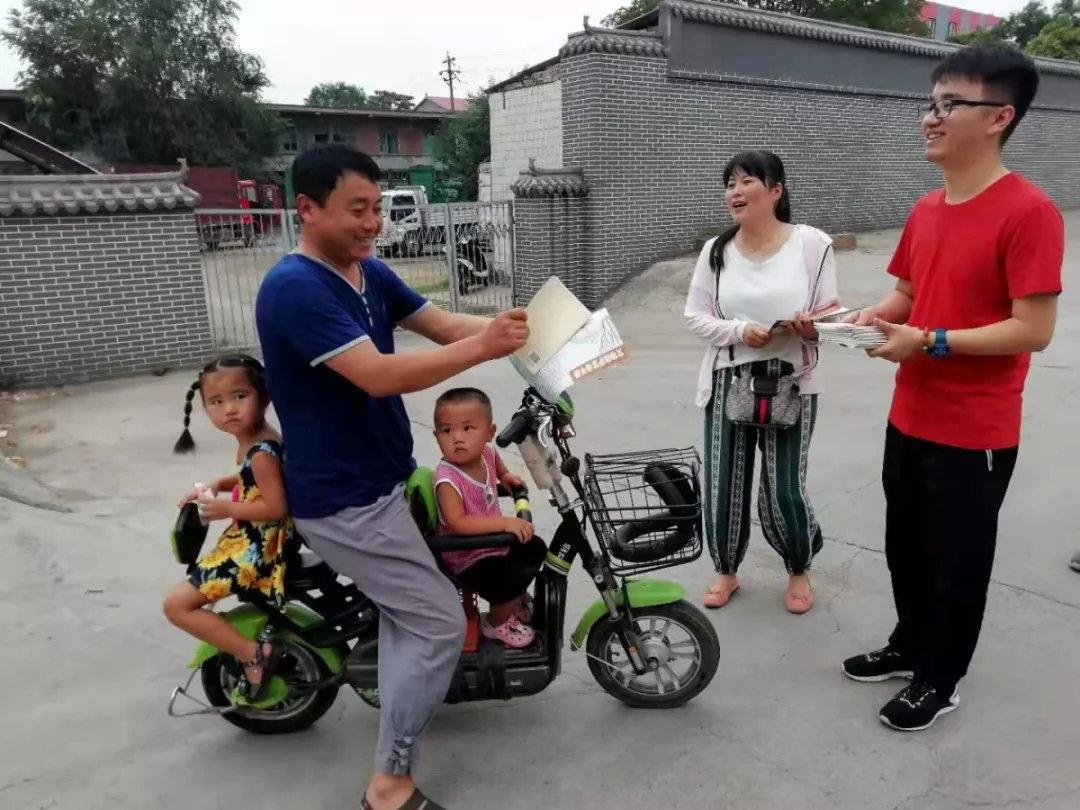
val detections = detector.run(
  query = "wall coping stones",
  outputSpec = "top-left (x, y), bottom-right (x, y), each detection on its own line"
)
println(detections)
top-left (512, 164), bottom-right (590, 198)
top-left (498, 1), bottom-right (1080, 84)
top-left (0, 165), bottom-right (200, 217)
top-left (560, 28), bottom-right (668, 59)
top-left (668, 0), bottom-right (1080, 78)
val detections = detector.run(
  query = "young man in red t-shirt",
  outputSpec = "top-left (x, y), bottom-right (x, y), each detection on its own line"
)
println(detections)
top-left (841, 44), bottom-right (1064, 732)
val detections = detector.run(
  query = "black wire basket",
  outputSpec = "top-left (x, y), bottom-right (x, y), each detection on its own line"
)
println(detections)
top-left (583, 447), bottom-right (704, 576)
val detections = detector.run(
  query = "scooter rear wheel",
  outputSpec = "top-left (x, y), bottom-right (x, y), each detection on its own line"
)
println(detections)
top-left (201, 640), bottom-right (339, 734)
top-left (585, 600), bottom-right (719, 709)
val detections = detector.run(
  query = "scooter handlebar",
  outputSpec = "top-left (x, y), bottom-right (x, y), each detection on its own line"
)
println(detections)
top-left (496, 411), bottom-right (533, 449)
top-left (509, 485), bottom-right (532, 523)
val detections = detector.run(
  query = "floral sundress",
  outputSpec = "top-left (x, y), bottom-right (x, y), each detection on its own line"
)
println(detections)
top-left (187, 440), bottom-right (294, 606)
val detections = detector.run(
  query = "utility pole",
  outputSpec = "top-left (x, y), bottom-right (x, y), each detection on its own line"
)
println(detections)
top-left (440, 52), bottom-right (461, 111)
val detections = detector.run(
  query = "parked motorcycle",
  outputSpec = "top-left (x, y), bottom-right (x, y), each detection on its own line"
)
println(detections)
top-left (443, 233), bottom-right (493, 296)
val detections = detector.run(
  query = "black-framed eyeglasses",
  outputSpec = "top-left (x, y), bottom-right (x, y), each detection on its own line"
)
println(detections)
top-left (919, 99), bottom-right (1009, 120)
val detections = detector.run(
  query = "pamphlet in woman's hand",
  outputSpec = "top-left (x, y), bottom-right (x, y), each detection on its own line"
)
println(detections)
top-left (769, 305), bottom-right (863, 333)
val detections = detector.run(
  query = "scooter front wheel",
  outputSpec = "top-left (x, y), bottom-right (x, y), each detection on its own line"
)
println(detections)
top-left (585, 600), bottom-right (719, 709)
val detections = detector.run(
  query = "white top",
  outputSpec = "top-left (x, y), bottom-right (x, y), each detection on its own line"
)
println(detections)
top-left (684, 224), bottom-right (838, 408)
top-left (713, 232), bottom-right (808, 371)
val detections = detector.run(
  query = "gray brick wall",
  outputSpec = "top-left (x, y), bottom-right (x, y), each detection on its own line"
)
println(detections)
top-left (0, 212), bottom-right (212, 388)
top-left (552, 51), bottom-right (1080, 306)
top-left (512, 193), bottom-right (589, 307)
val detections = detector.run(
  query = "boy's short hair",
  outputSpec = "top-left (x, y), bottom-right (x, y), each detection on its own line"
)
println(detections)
top-left (932, 44), bottom-right (1040, 143)
top-left (290, 144), bottom-right (382, 207)
top-left (434, 387), bottom-right (493, 421)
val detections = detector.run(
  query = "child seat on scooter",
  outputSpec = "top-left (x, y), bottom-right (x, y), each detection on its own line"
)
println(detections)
top-left (405, 466), bottom-right (518, 656)
top-left (406, 466), bottom-right (440, 536)
top-left (405, 467), bottom-right (520, 552)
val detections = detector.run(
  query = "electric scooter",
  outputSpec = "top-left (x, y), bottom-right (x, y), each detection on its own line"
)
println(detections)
top-left (168, 388), bottom-right (720, 733)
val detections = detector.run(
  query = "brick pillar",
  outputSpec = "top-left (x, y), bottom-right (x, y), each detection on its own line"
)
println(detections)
top-left (511, 166), bottom-right (592, 307)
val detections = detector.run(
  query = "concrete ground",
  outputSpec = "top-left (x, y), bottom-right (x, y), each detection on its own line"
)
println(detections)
top-left (3, 213), bottom-right (1079, 809)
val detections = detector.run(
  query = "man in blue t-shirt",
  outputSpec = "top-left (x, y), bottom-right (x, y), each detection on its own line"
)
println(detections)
top-left (256, 145), bottom-right (527, 810)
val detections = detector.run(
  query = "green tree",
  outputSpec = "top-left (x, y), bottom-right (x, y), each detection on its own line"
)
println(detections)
top-left (2, 0), bottom-right (281, 176)
top-left (815, 0), bottom-right (928, 35)
top-left (950, 1), bottom-right (1052, 47)
top-left (1026, 13), bottom-right (1080, 59)
top-left (1052, 0), bottom-right (1079, 23)
top-left (369, 90), bottom-right (415, 111)
top-left (306, 82), bottom-right (369, 109)
top-left (950, 25), bottom-right (1006, 45)
top-left (602, 0), bottom-right (927, 35)
top-left (434, 93), bottom-right (489, 201)
top-left (601, 0), bottom-right (661, 26)
top-left (304, 85), bottom-right (414, 111)
top-left (1007, 1), bottom-right (1056, 45)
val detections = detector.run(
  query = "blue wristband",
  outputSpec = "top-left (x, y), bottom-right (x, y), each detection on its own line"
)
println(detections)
top-left (925, 328), bottom-right (950, 358)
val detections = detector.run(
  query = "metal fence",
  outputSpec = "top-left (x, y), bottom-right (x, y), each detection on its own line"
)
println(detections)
top-left (198, 202), bottom-right (515, 352)
top-left (376, 201), bottom-right (515, 317)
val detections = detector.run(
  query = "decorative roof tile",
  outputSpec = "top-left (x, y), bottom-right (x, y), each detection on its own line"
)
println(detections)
top-left (512, 164), bottom-right (589, 198)
top-left (0, 167), bottom-right (200, 217)
top-left (560, 29), bottom-right (668, 59)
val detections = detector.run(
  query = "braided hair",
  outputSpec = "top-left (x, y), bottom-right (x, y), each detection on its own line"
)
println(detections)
top-left (172, 354), bottom-right (268, 454)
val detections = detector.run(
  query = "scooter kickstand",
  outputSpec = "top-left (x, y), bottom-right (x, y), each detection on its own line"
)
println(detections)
top-left (167, 668), bottom-right (236, 717)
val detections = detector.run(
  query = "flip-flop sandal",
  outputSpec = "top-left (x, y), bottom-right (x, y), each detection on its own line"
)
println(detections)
top-left (242, 641), bottom-right (283, 702)
top-left (361, 788), bottom-right (447, 810)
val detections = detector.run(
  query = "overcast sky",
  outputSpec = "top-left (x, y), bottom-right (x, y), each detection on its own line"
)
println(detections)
top-left (0, 0), bottom-right (1038, 103)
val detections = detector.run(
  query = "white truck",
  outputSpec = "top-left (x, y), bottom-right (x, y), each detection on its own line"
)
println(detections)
top-left (376, 186), bottom-right (483, 257)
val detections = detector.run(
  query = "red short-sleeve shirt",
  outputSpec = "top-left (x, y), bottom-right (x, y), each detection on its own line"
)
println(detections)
top-left (887, 173), bottom-right (1063, 450)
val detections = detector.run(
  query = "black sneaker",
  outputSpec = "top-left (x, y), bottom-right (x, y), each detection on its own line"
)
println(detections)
top-left (879, 681), bottom-right (959, 731)
top-left (842, 646), bottom-right (914, 682)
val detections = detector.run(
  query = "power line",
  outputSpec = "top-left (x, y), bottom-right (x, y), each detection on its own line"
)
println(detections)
top-left (454, 48), bottom-right (539, 61)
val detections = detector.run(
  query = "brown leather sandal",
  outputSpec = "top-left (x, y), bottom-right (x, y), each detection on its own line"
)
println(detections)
top-left (361, 789), bottom-right (446, 810)
top-left (242, 642), bottom-right (282, 702)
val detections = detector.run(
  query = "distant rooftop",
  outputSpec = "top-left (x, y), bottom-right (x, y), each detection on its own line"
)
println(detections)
top-left (415, 95), bottom-right (471, 113)
top-left (267, 102), bottom-right (450, 120)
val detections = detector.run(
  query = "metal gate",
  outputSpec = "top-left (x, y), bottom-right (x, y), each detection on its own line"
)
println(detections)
top-left (198, 201), bottom-right (515, 352)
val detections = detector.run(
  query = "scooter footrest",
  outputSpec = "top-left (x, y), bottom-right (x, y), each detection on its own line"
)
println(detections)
top-left (476, 637), bottom-right (509, 699)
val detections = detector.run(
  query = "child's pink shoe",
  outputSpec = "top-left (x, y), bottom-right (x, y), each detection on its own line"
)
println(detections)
top-left (481, 614), bottom-right (535, 649)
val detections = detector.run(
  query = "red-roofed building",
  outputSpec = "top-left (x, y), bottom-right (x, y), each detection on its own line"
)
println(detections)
top-left (920, 2), bottom-right (1002, 41)
top-left (415, 95), bottom-right (471, 113)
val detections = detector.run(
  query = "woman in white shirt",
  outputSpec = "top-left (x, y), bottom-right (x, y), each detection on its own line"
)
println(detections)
top-left (684, 150), bottom-right (838, 614)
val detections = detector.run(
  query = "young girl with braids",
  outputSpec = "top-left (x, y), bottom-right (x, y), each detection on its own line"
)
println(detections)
top-left (162, 355), bottom-right (294, 700)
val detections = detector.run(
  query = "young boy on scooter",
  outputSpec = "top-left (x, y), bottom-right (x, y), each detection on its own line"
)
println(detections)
top-left (433, 388), bottom-right (546, 648)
